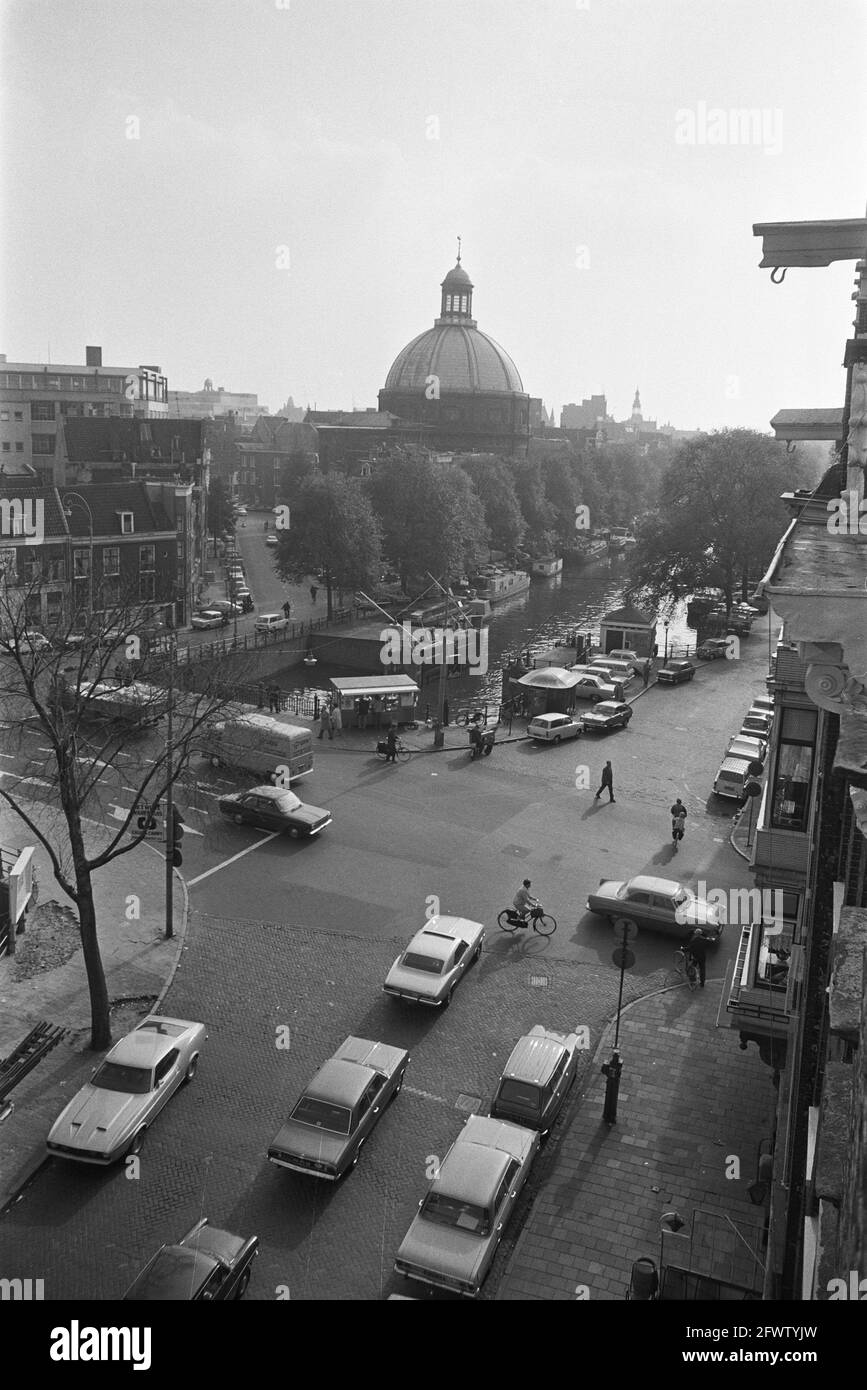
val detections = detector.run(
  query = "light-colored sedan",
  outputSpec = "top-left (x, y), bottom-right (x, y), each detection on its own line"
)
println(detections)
top-left (383, 915), bottom-right (485, 1007)
top-left (394, 1115), bottom-right (540, 1296)
top-left (191, 609), bottom-right (227, 630)
top-left (580, 700), bottom-right (633, 733)
top-left (267, 1036), bottom-right (409, 1180)
top-left (726, 734), bottom-right (766, 764)
top-left (527, 712), bottom-right (582, 743)
top-left (586, 875), bottom-right (723, 943)
top-left (570, 672), bottom-right (618, 702)
top-left (46, 1015), bottom-right (207, 1164)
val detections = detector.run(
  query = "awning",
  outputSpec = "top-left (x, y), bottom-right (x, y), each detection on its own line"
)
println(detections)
top-left (330, 675), bottom-right (420, 698)
top-left (515, 667), bottom-right (586, 690)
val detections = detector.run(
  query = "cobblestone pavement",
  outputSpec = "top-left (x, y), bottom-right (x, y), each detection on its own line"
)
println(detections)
top-left (0, 914), bottom-right (630, 1300)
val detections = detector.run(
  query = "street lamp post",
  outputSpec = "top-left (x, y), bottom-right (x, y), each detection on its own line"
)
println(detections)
top-left (63, 491), bottom-right (94, 625)
top-left (663, 620), bottom-right (670, 663)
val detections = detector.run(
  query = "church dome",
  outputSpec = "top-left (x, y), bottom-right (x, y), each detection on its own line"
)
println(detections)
top-left (383, 254), bottom-right (524, 395)
top-left (384, 324), bottom-right (524, 394)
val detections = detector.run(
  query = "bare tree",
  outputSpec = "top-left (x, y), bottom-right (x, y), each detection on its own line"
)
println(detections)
top-left (0, 570), bottom-right (231, 1049)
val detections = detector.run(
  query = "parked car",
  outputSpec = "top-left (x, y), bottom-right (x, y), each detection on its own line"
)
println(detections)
top-left (741, 711), bottom-right (772, 740)
top-left (265, 534), bottom-right (279, 548)
top-left (232, 505), bottom-right (247, 517)
top-left (586, 875), bottom-right (723, 942)
top-left (696, 637), bottom-right (731, 660)
top-left (490, 1025), bottom-right (581, 1137)
top-left (234, 587), bottom-right (254, 612)
top-left (383, 915), bottom-right (485, 1007)
top-left (750, 695), bottom-right (774, 717)
top-left (713, 755), bottom-right (759, 802)
top-left (726, 734), bottom-right (766, 764)
top-left (218, 785), bottom-right (331, 837)
top-left (570, 672), bottom-right (618, 703)
top-left (580, 700), bottom-right (633, 733)
top-left (527, 712), bottom-right (582, 743)
top-left (46, 1015), bottom-right (207, 1163)
top-left (254, 612), bottom-right (289, 635)
top-left (123, 1219), bottom-right (258, 1301)
top-left (191, 609), bottom-right (228, 630)
top-left (0, 630), bottom-right (52, 655)
top-left (394, 1115), bottom-right (540, 1296)
top-left (587, 657), bottom-right (635, 687)
top-left (209, 599), bottom-right (242, 618)
top-left (656, 660), bottom-right (696, 685)
top-left (606, 648), bottom-right (644, 672)
top-left (267, 1036), bottom-right (409, 1180)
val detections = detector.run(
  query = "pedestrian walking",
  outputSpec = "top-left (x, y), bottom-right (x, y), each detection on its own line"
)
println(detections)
top-left (670, 797), bottom-right (687, 851)
top-left (282, 600), bottom-right (292, 620)
top-left (642, 659), bottom-right (651, 689)
top-left (318, 704), bottom-right (333, 740)
top-left (330, 702), bottom-right (342, 735)
top-left (686, 927), bottom-right (709, 987)
top-left (310, 584), bottom-right (318, 603)
top-left (268, 683), bottom-right (281, 714)
top-left (356, 695), bottom-right (370, 730)
top-left (594, 760), bottom-right (615, 803)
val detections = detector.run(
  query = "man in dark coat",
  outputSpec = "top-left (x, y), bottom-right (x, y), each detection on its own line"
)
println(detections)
top-left (595, 761), bottom-right (615, 803)
top-left (686, 927), bottom-right (710, 987)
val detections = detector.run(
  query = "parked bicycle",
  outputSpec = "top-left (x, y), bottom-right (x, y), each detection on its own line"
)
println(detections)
top-left (497, 903), bottom-right (557, 936)
top-left (375, 737), bottom-right (411, 763)
top-left (672, 946), bottom-right (699, 990)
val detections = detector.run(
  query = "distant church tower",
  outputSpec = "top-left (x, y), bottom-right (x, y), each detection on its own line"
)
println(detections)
top-left (631, 387), bottom-right (642, 424)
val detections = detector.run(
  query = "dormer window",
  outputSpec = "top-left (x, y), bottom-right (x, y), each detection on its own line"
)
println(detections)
top-left (119, 510), bottom-right (134, 534)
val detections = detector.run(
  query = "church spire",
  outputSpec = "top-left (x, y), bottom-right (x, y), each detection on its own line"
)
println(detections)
top-left (438, 250), bottom-right (475, 324)
top-left (631, 387), bottom-right (642, 421)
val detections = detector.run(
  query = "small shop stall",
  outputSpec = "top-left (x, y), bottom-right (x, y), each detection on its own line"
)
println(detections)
top-left (511, 666), bottom-right (587, 720)
top-left (329, 674), bottom-right (420, 730)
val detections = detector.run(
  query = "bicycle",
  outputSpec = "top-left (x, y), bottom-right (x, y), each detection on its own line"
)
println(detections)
top-left (672, 946), bottom-right (699, 990)
top-left (497, 904), bottom-right (557, 936)
top-left (375, 737), bottom-right (411, 764)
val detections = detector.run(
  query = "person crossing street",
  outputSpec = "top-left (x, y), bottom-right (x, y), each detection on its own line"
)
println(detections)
top-left (594, 761), bottom-right (615, 803)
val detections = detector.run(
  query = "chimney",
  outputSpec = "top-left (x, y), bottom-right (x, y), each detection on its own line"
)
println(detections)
top-left (86, 346), bottom-right (102, 367)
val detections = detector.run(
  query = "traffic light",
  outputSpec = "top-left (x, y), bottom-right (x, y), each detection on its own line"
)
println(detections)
top-left (172, 806), bottom-right (185, 842)
top-left (172, 846), bottom-right (183, 868)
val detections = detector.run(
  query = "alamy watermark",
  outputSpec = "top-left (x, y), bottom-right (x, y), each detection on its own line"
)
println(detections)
top-left (676, 885), bottom-right (784, 929)
top-left (0, 498), bottom-right (45, 543)
top-left (675, 103), bottom-right (783, 156)
top-left (380, 623), bottom-right (488, 676)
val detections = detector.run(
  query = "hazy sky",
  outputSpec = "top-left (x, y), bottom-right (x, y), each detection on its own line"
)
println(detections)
top-left (2, 0), bottom-right (865, 430)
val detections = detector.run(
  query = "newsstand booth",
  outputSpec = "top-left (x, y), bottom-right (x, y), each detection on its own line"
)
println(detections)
top-left (330, 674), bottom-right (420, 729)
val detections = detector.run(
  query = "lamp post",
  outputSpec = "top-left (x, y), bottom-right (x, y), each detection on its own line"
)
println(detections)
top-left (663, 620), bottom-right (670, 663)
top-left (63, 491), bottom-right (94, 624)
top-left (164, 598), bottom-right (177, 939)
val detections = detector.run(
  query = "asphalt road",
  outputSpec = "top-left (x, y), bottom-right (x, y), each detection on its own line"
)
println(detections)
top-left (0, 624), bottom-right (776, 1299)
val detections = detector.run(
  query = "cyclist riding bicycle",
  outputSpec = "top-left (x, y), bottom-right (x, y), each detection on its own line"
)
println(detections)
top-left (670, 797), bottom-right (687, 851)
top-left (512, 879), bottom-right (538, 928)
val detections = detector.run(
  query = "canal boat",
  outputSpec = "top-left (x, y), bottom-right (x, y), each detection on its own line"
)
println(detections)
top-left (530, 555), bottom-right (564, 579)
top-left (471, 565), bottom-right (531, 605)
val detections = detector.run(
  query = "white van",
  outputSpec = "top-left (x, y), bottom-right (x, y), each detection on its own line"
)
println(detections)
top-left (607, 649), bottom-right (644, 672)
top-left (713, 755), bottom-right (757, 801)
top-left (202, 713), bottom-right (313, 782)
top-left (588, 657), bottom-right (635, 686)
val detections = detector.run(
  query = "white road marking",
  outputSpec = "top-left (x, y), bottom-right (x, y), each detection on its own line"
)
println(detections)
top-left (0, 772), bottom-right (53, 789)
top-left (108, 804), bottom-right (128, 821)
top-left (403, 1085), bottom-right (452, 1106)
top-left (186, 831), bottom-right (280, 886)
top-left (0, 752), bottom-right (15, 760)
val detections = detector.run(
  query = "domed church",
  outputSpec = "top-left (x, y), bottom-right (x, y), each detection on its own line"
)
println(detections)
top-left (378, 248), bottom-right (531, 457)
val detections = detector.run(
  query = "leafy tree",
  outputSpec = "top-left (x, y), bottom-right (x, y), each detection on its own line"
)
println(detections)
top-left (368, 451), bottom-right (488, 591)
top-left (278, 450), bottom-right (317, 500)
top-left (456, 455), bottom-right (525, 554)
top-left (625, 429), bottom-right (820, 610)
top-left (273, 473), bottom-right (381, 619)
top-left (540, 456), bottom-right (578, 546)
top-left (0, 574), bottom-right (229, 1049)
top-left (512, 458), bottom-right (555, 549)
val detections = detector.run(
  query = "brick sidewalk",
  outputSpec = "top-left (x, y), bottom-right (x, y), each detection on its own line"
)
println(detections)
top-left (496, 978), bottom-right (774, 1300)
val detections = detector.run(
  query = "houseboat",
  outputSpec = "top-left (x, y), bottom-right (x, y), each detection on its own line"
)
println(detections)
top-left (608, 526), bottom-right (637, 551)
top-left (530, 555), bottom-right (564, 579)
top-left (471, 565), bottom-right (531, 605)
top-left (562, 536), bottom-right (609, 568)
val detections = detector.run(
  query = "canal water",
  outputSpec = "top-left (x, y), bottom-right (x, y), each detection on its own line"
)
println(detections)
top-left (283, 556), bottom-right (696, 713)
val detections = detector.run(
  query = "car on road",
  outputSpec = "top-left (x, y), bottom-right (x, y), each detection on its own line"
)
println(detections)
top-left (750, 695), bottom-right (774, 717)
top-left (585, 875), bottom-right (723, 943)
top-left (580, 700), bottom-right (632, 733)
top-left (232, 505), bottom-right (247, 517)
top-left (741, 710), bottom-right (772, 740)
top-left (393, 1115), bottom-right (540, 1296)
top-left (696, 637), bottom-right (731, 660)
top-left (713, 755), bottom-right (760, 802)
top-left (267, 1036), bottom-right (409, 1180)
top-left (383, 915), bottom-right (485, 1007)
top-left (233, 587), bottom-right (254, 612)
top-left (46, 1015), bottom-right (207, 1164)
top-left (218, 784), bottom-right (331, 837)
top-left (656, 660), bottom-right (696, 685)
top-left (527, 712), bottom-right (582, 743)
top-left (587, 657), bottom-right (635, 687)
top-left (570, 672), bottom-right (618, 703)
top-left (254, 612), bottom-right (289, 634)
top-left (0, 630), bottom-right (52, 655)
top-left (209, 598), bottom-right (242, 618)
top-left (123, 1219), bottom-right (259, 1301)
top-left (191, 608), bottom-right (228, 630)
top-left (726, 734), bottom-right (766, 764)
top-left (265, 533), bottom-right (279, 548)
top-left (490, 1025), bottom-right (581, 1137)
top-left (606, 648), bottom-right (644, 672)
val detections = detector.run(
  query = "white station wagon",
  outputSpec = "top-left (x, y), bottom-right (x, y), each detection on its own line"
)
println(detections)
top-left (528, 712), bottom-right (583, 743)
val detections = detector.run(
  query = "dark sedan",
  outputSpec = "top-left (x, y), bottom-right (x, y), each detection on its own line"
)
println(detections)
top-left (580, 700), bottom-right (632, 733)
top-left (123, 1219), bottom-right (258, 1300)
top-left (218, 785), bottom-right (331, 838)
top-left (656, 660), bottom-right (696, 685)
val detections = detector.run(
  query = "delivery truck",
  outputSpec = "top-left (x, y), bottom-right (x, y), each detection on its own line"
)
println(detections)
top-left (61, 680), bottom-right (168, 731)
top-left (200, 712), bottom-right (313, 783)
